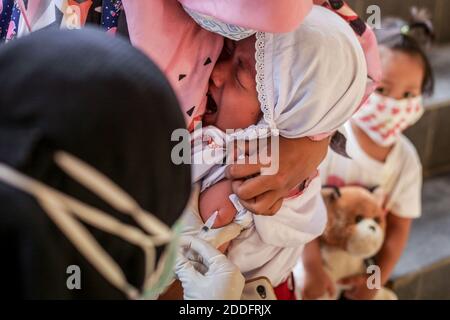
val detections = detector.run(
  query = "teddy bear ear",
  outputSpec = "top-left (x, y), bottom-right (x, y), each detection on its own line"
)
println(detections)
top-left (370, 186), bottom-right (386, 208)
top-left (322, 185), bottom-right (342, 202)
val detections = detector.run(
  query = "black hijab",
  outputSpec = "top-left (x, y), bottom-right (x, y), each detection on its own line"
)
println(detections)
top-left (0, 28), bottom-right (191, 299)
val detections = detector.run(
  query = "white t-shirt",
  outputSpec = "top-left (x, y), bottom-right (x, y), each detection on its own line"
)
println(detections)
top-left (319, 122), bottom-right (422, 219)
top-left (227, 176), bottom-right (327, 287)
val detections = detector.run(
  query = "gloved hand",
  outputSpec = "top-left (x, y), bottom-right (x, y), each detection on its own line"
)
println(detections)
top-left (180, 184), bottom-right (244, 248)
top-left (176, 236), bottom-right (245, 300)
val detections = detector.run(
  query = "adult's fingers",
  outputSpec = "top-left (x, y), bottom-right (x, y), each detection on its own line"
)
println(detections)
top-left (231, 180), bottom-right (244, 197)
top-left (175, 256), bottom-right (196, 278)
top-left (179, 245), bottom-right (207, 274)
top-left (339, 275), bottom-right (366, 287)
top-left (178, 236), bottom-right (194, 249)
top-left (226, 163), bottom-right (262, 180)
top-left (176, 239), bottom-right (198, 277)
top-left (187, 236), bottom-right (223, 263)
top-left (238, 190), bottom-right (282, 216)
top-left (344, 287), bottom-right (364, 300)
top-left (301, 287), bottom-right (322, 301)
top-left (179, 236), bottom-right (233, 274)
top-left (339, 276), bottom-right (358, 286)
top-left (269, 198), bottom-right (283, 215)
top-left (203, 223), bottom-right (242, 249)
top-left (231, 173), bottom-right (281, 200)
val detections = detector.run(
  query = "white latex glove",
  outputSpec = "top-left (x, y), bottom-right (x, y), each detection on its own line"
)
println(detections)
top-left (180, 184), bottom-right (244, 248)
top-left (176, 236), bottom-right (245, 300)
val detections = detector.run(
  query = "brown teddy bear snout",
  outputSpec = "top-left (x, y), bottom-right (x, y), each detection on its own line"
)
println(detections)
top-left (347, 217), bottom-right (384, 258)
top-left (321, 186), bottom-right (387, 259)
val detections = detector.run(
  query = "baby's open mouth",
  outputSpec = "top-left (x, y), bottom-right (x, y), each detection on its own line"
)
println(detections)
top-left (205, 93), bottom-right (218, 115)
top-left (203, 92), bottom-right (219, 126)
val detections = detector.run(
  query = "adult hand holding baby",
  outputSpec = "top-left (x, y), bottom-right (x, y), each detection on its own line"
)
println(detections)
top-left (226, 136), bottom-right (329, 216)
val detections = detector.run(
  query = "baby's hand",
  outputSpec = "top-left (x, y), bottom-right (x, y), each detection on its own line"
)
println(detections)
top-left (302, 267), bottom-right (336, 300)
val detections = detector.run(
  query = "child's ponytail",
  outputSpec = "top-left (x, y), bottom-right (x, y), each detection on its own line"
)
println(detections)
top-left (407, 7), bottom-right (435, 47)
top-left (375, 7), bottom-right (435, 96)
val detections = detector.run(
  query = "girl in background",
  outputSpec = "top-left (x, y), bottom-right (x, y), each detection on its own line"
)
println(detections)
top-left (302, 8), bottom-right (435, 300)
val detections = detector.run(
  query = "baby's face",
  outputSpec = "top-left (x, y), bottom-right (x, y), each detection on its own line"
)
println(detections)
top-left (204, 36), bottom-right (261, 131)
top-left (376, 46), bottom-right (424, 100)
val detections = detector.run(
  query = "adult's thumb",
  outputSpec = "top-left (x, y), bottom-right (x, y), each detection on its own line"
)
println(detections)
top-left (186, 236), bottom-right (223, 263)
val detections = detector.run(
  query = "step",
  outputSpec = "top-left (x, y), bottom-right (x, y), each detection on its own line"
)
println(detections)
top-left (391, 173), bottom-right (450, 299)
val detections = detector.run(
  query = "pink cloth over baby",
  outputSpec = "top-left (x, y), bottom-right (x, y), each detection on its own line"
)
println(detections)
top-left (121, 0), bottom-right (313, 130)
top-left (178, 0), bottom-right (313, 33)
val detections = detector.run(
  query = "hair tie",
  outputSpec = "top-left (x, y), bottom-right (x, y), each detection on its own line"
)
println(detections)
top-left (400, 25), bottom-right (410, 36)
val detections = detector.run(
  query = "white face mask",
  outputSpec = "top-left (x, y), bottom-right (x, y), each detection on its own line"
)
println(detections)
top-left (183, 6), bottom-right (256, 41)
top-left (353, 92), bottom-right (424, 147)
top-left (0, 151), bottom-right (180, 300)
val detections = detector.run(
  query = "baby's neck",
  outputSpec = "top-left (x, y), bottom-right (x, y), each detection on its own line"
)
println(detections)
top-left (350, 121), bottom-right (393, 163)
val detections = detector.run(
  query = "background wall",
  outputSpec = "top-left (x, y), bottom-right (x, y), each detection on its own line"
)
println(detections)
top-left (347, 0), bottom-right (450, 43)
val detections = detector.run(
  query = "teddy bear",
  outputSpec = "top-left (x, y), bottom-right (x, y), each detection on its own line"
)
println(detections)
top-left (294, 185), bottom-right (398, 300)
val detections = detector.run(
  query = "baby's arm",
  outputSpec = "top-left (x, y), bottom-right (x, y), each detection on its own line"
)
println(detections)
top-left (199, 179), bottom-right (238, 253)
